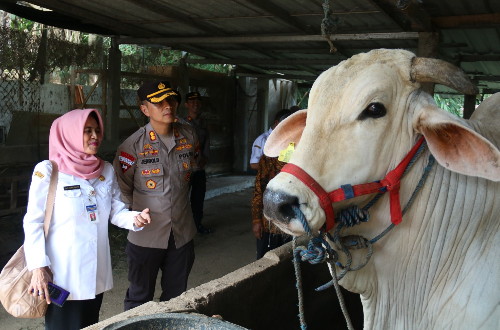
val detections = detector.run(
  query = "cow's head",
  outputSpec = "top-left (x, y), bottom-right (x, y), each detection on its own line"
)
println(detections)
top-left (263, 49), bottom-right (500, 237)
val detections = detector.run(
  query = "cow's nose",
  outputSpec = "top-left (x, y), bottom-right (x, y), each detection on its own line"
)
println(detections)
top-left (263, 188), bottom-right (299, 224)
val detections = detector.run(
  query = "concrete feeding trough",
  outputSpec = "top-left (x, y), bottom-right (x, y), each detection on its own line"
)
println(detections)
top-left (102, 313), bottom-right (246, 329)
top-left (86, 238), bottom-right (363, 330)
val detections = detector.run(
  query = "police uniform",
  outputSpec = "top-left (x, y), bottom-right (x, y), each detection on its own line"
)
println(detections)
top-left (113, 81), bottom-right (198, 310)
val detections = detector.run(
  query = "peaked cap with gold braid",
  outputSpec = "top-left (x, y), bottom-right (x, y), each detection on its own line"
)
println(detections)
top-left (137, 80), bottom-right (181, 104)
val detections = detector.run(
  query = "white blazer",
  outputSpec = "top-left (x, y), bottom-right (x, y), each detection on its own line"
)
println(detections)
top-left (23, 160), bottom-right (140, 300)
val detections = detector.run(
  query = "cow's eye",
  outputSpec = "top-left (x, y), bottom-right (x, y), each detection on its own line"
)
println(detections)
top-left (358, 102), bottom-right (386, 120)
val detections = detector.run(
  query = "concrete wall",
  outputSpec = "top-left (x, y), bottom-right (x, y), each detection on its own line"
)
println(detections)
top-left (85, 240), bottom-right (363, 330)
top-left (0, 76), bottom-right (297, 173)
top-left (233, 77), bottom-right (297, 173)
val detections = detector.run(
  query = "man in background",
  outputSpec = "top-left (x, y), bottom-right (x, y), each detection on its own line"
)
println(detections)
top-left (249, 109), bottom-right (293, 171)
top-left (251, 109), bottom-right (293, 259)
top-left (184, 91), bottom-right (211, 234)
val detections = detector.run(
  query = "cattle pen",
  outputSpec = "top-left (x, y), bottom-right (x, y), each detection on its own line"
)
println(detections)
top-left (85, 240), bottom-right (363, 330)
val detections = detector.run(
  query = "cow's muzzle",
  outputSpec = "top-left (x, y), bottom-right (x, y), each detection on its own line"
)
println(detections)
top-left (263, 188), bottom-right (299, 225)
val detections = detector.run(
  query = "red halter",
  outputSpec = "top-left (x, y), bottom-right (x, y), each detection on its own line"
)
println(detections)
top-left (281, 137), bottom-right (425, 231)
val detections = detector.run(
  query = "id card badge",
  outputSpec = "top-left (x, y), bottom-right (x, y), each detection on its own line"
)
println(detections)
top-left (85, 204), bottom-right (99, 223)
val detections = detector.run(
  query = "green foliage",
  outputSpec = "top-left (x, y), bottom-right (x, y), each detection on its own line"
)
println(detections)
top-left (433, 94), bottom-right (486, 117)
top-left (296, 86), bottom-right (310, 109)
top-left (434, 94), bottom-right (465, 117)
top-left (119, 45), bottom-right (231, 74)
top-left (10, 15), bottom-right (35, 32)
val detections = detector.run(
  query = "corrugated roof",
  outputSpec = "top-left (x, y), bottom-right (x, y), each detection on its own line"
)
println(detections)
top-left (1, 0), bottom-right (499, 92)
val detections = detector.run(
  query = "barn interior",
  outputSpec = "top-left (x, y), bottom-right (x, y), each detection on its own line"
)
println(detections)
top-left (0, 0), bottom-right (499, 328)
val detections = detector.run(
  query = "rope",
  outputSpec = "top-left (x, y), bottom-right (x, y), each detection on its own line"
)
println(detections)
top-left (326, 261), bottom-right (354, 330)
top-left (294, 205), bottom-right (312, 236)
top-left (293, 238), bottom-right (308, 330)
top-left (290, 143), bottom-right (436, 329)
top-left (321, 0), bottom-right (338, 53)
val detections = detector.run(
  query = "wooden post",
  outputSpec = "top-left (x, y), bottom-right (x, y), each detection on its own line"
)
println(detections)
top-left (463, 94), bottom-right (476, 119)
top-left (178, 56), bottom-right (190, 117)
top-left (106, 37), bottom-right (121, 143)
top-left (417, 32), bottom-right (439, 96)
top-left (257, 78), bottom-right (270, 133)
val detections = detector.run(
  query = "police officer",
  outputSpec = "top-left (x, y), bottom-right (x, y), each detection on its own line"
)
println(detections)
top-left (113, 80), bottom-right (198, 310)
top-left (183, 91), bottom-right (211, 234)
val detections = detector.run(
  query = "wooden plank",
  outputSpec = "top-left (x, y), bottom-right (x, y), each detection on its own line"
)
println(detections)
top-left (118, 32), bottom-right (420, 45)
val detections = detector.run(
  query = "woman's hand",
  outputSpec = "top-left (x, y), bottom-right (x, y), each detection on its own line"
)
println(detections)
top-left (29, 267), bottom-right (52, 304)
top-left (134, 208), bottom-right (151, 228)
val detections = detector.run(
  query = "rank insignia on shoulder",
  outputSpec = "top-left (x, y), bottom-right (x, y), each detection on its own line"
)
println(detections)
top-left (99, 175), bottom-right (105, 181)
top-left (34, 171), bottom-right (45, 179)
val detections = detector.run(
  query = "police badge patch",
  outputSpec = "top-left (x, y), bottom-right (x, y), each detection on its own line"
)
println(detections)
top-left (119, 152), bottom-right (135, 173)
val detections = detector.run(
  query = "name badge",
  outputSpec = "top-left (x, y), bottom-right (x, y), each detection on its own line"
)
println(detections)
top-left (86, 204), bottom-right (98, 222)
top-left (64, 185), bottom-right (80, 190)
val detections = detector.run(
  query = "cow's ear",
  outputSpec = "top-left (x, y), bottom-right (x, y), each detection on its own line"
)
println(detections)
top-left (415, 106), bottom-right (500, 181)
top-left (264, 109), bottom-right (307, 157)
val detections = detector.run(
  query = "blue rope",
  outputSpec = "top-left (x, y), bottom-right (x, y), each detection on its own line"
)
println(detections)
top-left (295, 236), bottom-right (332, 264)
top-left (293, 205), bottom-right (312, 236)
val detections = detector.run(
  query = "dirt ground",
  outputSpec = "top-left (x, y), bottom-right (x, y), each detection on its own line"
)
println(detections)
top-left (0, 188), bottom-right (256, 330)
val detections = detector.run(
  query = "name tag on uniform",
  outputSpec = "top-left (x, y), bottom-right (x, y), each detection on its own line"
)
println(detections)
top-left (86, 204), bottom-right (98, 222)
top-left (64, 185), bottom-right (80, 190)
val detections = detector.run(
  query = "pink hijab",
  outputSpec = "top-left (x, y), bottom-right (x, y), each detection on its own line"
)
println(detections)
top-left (49, 109), bottom-right (104, 179)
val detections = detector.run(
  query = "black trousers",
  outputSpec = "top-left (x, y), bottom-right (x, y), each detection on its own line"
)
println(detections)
top-left (45, 293), bottom-right (103, 330)
top-left (256, 232), bottom-right (292, 260)
top-left (124, 232), bottom-right (195, 311)
top-left (190, 170), bottom-right (207, 228)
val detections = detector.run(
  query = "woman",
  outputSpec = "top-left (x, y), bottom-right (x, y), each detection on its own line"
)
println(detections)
top-left (23, 109), bottom-right (151, 329)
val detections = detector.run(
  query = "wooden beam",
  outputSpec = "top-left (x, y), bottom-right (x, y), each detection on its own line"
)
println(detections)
top-left (179, 45), bottom-right (274, 75)
top-left (432, 13), bottom-right (500, 28)
top-left (417, 32), bottom-right (439, 95)
top-left (186, 58), bottom-right (344, 65)
top-left (460, 54), bottom-right (500, 62)
top-left (471, 75), bottom-right (500, 81)
top-left (236, 72), bottom-right (317, 81)
top-left (118, 32), bottom-right (419, 45)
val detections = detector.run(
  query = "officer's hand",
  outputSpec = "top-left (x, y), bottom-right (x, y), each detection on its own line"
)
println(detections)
top-left (134, 208), bottom-right (151, 227)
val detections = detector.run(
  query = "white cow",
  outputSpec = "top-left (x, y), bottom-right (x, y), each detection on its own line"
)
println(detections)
top-left (263, 49), bottom-right (500, 329)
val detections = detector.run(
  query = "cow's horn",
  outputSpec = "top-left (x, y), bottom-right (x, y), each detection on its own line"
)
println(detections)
top-left (410, 57), bottom-right (478, 95)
